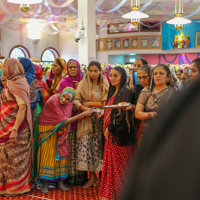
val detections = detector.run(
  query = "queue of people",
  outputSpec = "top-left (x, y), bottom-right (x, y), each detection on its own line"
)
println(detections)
top-left (0, 56), bottom-right (199, 199)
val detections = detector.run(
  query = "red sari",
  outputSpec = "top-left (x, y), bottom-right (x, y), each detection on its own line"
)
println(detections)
top-left (0, 87), bottom-right (31, 195)
top-left (99, 95), bottom-right (133, 200)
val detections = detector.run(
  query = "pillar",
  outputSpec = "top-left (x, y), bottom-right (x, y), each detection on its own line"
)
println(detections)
top-left (78, 0), bottom-right (96, 65)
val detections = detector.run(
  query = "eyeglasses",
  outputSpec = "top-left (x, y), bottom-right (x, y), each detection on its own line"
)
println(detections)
top-left (109, 74), bottom-right (121, 79)
top-left (138, 76), bottom-right (149, 80)
top-left (181, 78), bottom-right (187, 81)
top-left (68, 66), bottom-right (78, 70)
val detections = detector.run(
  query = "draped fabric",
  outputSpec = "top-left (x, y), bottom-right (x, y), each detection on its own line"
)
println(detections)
top-left (0, 87), bottom-right (31, 195)
top-left (37, 88), bottom-right (75, 182)
top-left (58, 59), bottom-right (83, 92)
top-left (74, 71), bottom-right (109, 142)
top-left (106, 67), bottom-right (135, 146)
top-left (33, 63), bottom-right (50, 106)
top-left (58, 59), bottom-right (83, 130)
top-left (99, 95), bottom-right (134, 200)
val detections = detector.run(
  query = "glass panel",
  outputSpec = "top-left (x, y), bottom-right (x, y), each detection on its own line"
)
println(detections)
top-left (42, 50), bottom-right (55, 62)
top-left (10, 48), bottom-right (25, 59)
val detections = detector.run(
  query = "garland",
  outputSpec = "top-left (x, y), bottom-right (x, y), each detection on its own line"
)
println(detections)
top-left (162, 54), bottom-right (178, 63)
top-left (185, 53), bottom-right (200, 64)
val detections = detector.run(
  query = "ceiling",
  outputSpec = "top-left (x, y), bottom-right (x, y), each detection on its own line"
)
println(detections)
top-left (0, 0), bottom-right (200, 33)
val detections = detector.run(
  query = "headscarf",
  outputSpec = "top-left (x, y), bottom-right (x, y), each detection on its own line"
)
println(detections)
top-left (38, 87), bottom-right (75, 126)
top-left (60, 87), bottom-right (75, 102)
top-left (33, 63), bottom-right (43, 80)
top-left (4, 58), bottom-right (32, 137)
top-left (106, 66), bottom-right (135, 146)
top-left (46, 58), bottom-right (67, 88)
top-left (58, 59), bottom-right (82, 93)
top-left (103, 65), bottom-right (112, 84)
top-left (75, 70), bottom-right (109, 102)
top-left (19, 57), bottom-right (36, 85)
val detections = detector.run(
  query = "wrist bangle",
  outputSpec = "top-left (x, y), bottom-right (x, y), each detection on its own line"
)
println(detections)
top-left (13, 128), bottom-right (18, 132)
top-left (148, 112), bottom-right (151, 119)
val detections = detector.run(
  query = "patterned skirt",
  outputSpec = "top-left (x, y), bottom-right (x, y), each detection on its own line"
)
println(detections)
top-left (0, 124), bottom-right (31, 195)
top-left (76, 113), bottom-right (103, 172)
top-left (67, 129), bottom-right (87, 186)
top-left (37, 124), bottom-right (69, 181)
top-left (99, 134), bottom-right (134, 200)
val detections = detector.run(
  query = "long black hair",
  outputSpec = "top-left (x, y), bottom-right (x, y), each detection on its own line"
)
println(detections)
top-left (107, 66), bottom-right (127, 103)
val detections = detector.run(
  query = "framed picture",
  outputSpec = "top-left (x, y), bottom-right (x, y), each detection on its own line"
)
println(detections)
top-left (140, 22), bottom-right (160, 32)
top-left (131, 36), bottom-right (139, 49)
top-left (151, 36), bottom-right (161, 48)
top-left (195, 31), bottom-right (200, 48)
top-left (114, 38), bottom-right (122, 50)
top-left (140, 36), bottom-right (150, 48)
top-left (107, 23), bottom-right (139, 34)
top-left (98, 39), bottom-right (105, 51)
top-left (106, 38), bottom-right (113, 50)
top-left (122, 37), bottom-right (130, 49)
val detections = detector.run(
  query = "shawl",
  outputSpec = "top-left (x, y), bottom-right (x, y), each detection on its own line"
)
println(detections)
top-left (103, 65), bottom-right (112, 84)
top-left (123, 80), bottom-right (200, 200)
top-left (46, 58), bottom-right (67, 88)
top-left (33, 63), bottom-right (50, 105)
top-left (58, 59), bottom-right (83, 93)
top-left (4, 58), bottom-right (32, 139)
top-left (107, 67), bottom-right (135, 146)
top-left (19, 57), bottom-right (36, 85)
top-left (74, 71), bottom-right (109, 142)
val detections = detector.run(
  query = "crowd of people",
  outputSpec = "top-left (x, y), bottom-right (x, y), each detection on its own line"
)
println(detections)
top-left (0, 56), bottom-right (200, 199)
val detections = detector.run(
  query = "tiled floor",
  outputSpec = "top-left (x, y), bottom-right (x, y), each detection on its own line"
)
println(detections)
top-left (1, 186), bottom-right (99, 200)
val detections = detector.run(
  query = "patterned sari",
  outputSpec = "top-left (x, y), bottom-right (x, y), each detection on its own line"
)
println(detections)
top-left (0, 87), bottom-right (31, 195)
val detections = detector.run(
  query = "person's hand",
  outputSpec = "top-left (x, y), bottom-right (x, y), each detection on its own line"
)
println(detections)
top-left (82, 109), bottom-right (93, 117)
top-left (57, 140), bottom-right (65, 147)
top-left (82, 102), bottom-right (92, 107)
top-left (73, 81), bottom-right (79, 89)
top-left (104, 128), bottom-right (109, 140)
top-left (9, 129), bottom-right (18, 143)
top-left (148, 112), bottom-right (157, 119)
top-left (97, 110), bottom-right (104, 118)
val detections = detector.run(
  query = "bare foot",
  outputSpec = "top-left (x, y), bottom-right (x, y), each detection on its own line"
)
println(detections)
top-left (83, 177), bottom-right (98, 189)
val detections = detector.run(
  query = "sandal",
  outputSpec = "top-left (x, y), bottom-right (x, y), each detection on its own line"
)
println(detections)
top-left (93, 180), bottom-right (100, 187)
top-left (83, 177), bottom-right (98, 188)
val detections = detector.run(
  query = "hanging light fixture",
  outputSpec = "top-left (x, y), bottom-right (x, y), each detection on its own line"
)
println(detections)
top-left (7, 0), bottom-right (43, 12)
top-left (122, 0), bottom-right (149, 25)
top-left (167, 0), bottom-right (191, 30)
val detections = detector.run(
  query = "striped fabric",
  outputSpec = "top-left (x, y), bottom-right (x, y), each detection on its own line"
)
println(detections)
top-left (37, 124), bottom-right (69, 181)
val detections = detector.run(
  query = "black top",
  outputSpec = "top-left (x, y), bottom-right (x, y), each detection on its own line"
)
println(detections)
top-left (107, 67), bottom-right (135, 146)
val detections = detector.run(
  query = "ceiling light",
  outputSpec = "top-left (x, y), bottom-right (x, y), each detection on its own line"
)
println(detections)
top-left (166, 0), bottom-right (191, 30)
top-left (7, 0), bottom-right (43, 12)
top-left (122, 0), bottom-right (149, 25)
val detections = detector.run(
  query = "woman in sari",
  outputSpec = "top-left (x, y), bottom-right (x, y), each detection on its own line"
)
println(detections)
top-left (129, 59), bottom-right (148, 89)
top-left (0, 58), bottom-right (32, 196)
top-left (103, 65), bottom-right (112, 84)
top-left (19, 57), bottom-right (43, 181)
top-left (33, 63), bottom-right (50, 106)
top-left (189, 58), bottom-right (200, 83)
top-left (37, 87), bottom-right (93, 193)
top-left (74, 61), bottom-right (109, 188)
top-left (98, 67), bottom-right (135, 200)
top-left (58, 59), bottom-right (87, 186)
top-left (46, 58), bottom-right (67, 95)
top-left (135, 64), bottom-right (177, 137)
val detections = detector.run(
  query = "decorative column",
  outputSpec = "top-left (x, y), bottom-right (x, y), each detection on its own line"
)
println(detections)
top-left (78, 0), bottom-right (96, 65)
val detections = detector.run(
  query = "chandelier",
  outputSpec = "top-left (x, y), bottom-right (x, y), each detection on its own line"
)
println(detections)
top-left (167, 0), bottom-right (191, 30)
top-left (122, 0), bottom-right (149, 25)
top-left (7, 0), bottom-right (43, 12)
